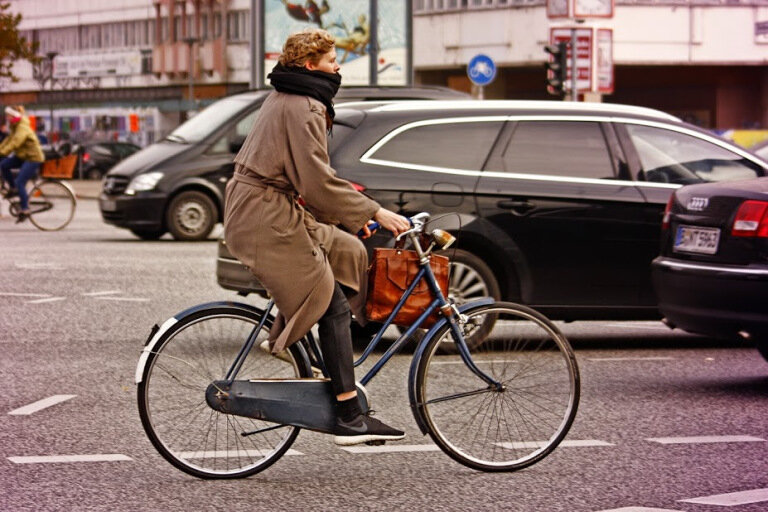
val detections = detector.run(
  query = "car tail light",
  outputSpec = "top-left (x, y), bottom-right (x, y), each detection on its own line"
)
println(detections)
top-left (732, 200), bottom-right (768, 238)
top-left (82, 152), bottom-right (90, 163)
top-left (349, 181), bottom-right (366, 192)
top-left (661, 195), bottom-right (674, 230)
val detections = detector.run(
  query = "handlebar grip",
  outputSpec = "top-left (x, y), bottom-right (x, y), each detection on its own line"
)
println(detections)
top-left (357, 222), bottom-right (380, 237)
top-left (357, 217), bottom-right (415, 237)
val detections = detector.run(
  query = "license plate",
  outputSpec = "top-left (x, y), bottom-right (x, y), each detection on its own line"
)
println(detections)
top-left (100, 199), bottom-right (117, 212)
top-left (674, 225), bottom-right (720, 254)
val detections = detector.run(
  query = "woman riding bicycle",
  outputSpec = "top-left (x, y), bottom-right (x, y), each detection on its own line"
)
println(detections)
top-left (0, 106), bottom-right (45, 223)
top-left (224, 28), bottom-right (411, 446)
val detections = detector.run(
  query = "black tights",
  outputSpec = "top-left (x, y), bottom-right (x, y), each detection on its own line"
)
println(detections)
top-left (317, 282), bottom-right (356, 396)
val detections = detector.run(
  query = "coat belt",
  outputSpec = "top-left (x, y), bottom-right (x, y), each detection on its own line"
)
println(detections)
top-left (232, 171), bottom-right (296, 202)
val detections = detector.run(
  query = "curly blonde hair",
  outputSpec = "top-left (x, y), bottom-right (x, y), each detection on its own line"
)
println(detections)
top-left (279, 28), bottom-right (335, 67)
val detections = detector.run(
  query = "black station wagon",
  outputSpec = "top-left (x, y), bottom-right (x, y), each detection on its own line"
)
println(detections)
top-left (218, 100), bottom-right (768, 322)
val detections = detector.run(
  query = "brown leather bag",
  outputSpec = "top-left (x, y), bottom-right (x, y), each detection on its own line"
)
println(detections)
top-left (365, 248), bottom-right (450, 328)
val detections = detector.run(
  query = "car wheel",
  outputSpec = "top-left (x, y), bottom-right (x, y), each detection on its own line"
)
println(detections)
top-left (398, 248), bottom-right (502, 354)
top-left (166, 191), bottom-right (217, 241)
top-left (130, 228), bottom-right (166, 241)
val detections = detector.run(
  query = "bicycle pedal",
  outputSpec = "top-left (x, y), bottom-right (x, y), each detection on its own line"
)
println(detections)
top-left (365, 440), bottom-right (386, 446)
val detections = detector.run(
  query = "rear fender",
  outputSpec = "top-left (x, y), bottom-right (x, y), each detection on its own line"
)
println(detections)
top-left (407, 298), bottom-right (495, 434)
top-left (133, 301), bottom-right (308, 384)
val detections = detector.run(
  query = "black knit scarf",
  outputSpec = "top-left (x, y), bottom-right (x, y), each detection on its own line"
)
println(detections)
top-left (268, 62), bottom-right (341, 121)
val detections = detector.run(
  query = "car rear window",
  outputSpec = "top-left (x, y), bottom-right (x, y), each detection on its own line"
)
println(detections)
top-left (625, 124), bottom-right (762, 184)
top-left (368, 120), bottom-right (504, 170)
top-left (488, 121), bottom-right (615, 179)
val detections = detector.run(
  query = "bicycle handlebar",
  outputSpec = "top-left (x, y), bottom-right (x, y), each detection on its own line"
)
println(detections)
top-left (357, 214), bottom-right (423, 238)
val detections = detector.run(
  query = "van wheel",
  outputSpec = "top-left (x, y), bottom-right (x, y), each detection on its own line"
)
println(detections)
top-left (166, 191), bottom-right (217, 241)
top-left (130, 228), bottom-right (166, 240)
top-left (398, 249), bottom-right (502, 354)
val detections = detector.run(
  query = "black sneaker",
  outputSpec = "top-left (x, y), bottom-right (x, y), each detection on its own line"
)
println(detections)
top-left (15, 211), bottom-right (29, 224)
top-left (3, 188), bottom-right (18, 199)
top-left (333, 413), bottom-right (405, 446)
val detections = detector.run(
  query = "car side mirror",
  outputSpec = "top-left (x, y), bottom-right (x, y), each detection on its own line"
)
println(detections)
top-left (229, 135), bottom-right (246, 154)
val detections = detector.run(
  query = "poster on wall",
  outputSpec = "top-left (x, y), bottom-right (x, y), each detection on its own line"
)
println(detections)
top-left (264, 0), bottom-right (408, 86)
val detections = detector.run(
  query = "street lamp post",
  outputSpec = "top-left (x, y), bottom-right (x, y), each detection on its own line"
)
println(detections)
top-left (182, 37), bottom-right (199, 110)
top-left (45, 51), bottom-right (58, 140)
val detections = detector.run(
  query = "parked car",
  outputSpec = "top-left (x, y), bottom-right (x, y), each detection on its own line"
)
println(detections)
top-left (217, 99), bottom-right (767, 322)
top-left (651, 178), bottom-right (768, 360)
top-left (99, 86), bottom-right (470, 241)
top-left (77, 141), bottom-right (141, 180)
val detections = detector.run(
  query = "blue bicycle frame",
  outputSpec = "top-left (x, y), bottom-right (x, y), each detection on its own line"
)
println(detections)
top-left (225, 240), bottom-right (502, 391)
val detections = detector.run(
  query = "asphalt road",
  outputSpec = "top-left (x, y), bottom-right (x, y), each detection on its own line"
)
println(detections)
top-left (2, 198), bottom-right (768, 512)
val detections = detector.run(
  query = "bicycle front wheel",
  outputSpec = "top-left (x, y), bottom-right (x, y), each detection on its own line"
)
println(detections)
top-left (415, 302), bottom-right (579, 472)
top-left (28, 180), bottom-right (76, 231)
top-left (137, 305), bottom-right (312, 479)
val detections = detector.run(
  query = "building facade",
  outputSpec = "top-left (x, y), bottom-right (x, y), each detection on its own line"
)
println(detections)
top-left (3, 0), bottom-right (767, 145)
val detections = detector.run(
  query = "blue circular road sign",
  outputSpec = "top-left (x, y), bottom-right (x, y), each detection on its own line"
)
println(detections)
top-left (467, 54), bottom-right (496, 86)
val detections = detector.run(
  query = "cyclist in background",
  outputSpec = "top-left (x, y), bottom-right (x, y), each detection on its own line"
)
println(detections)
top-left (0, 106), bottom-right (45, 223)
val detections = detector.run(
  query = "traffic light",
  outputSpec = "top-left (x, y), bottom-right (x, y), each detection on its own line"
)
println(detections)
top-left (544, 41), bottom-right (569, 97)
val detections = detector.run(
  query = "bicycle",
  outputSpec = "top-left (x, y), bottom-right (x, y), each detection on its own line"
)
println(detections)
top-left (136, 212), bottom-right (580, 478)
top-left (1, 171), bottom-right (77, 231)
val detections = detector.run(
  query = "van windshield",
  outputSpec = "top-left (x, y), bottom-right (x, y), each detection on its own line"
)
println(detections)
top-left (166, 96), bottom-right (255, 143)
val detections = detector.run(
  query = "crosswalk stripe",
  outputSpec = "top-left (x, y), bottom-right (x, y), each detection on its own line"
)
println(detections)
top-left (176, 449), bottom-right (303, 459)
top-left (8, 454), bottom-right (132, 464)
top-left (339, 444), bottom-right (441, 454)
top-left (8, 395), bottom-right (76, 415)
top-left (679, 488), bottom-right (768, 506)
top-left (81, 290), bottom-right (121, 296)
top-left (498, 439), bottom-right (613, 449)
top-left (26, 297), bottom-right (66, 304)
top-left (646, 435), bottom-right (764, 444)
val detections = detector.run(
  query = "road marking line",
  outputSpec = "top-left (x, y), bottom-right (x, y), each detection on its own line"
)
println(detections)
top-left (82, 290), bottom-right (121, 296)
top-left (94, 297), bottom-right (150, 302)
top-left (587, 357), bottom-right (675, 362)
top-left (14, 262), bottom-right (65, 270)
top-left (8, 395), bottom-right (77, 415)
top-left (27, 297), bottom-right (66, 304)
top-left (597, 507), bottom-right (683, 512)
top-left (8, 454), bottom-right (132, 464)
top-left (339, 444), bottom-right (441, 454)
top-left (497, 439), bottom-right (614, 449)
top-left (646, 435), bottom-right (765, 444)
top-left (177, 449), bottom-right (302, 459)
top-left (679, 488), bottom-right (768, 506)
top-left (0, 292), bottom-right (51, 297)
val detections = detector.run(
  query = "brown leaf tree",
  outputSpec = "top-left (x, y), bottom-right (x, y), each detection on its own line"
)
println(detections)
top-left (0, 2), bottom-right (40, 83)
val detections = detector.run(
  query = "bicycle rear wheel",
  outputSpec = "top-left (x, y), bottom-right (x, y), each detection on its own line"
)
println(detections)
top-left (137, 305), bottom-right (312, 479)
top-left (28, 180), bottom-right (76, 231)
top-left (415, 302), bottom-right (579, 472)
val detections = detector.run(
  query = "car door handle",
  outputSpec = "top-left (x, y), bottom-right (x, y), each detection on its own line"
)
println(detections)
top-left (497, 199), bottom-right (535, 213)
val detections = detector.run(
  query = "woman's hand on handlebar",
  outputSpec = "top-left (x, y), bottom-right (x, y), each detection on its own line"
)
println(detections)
top-left (374, 207), bottom-right (411, 237)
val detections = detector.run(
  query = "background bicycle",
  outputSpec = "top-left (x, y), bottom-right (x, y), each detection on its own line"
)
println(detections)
top-left (1, 154), bottom-right (77, 231)
top-left (136, 213), bottom-right (580, 478)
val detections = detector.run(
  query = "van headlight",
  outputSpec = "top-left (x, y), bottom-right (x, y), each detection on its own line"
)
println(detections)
top-left (126, 172), bottom-right (164, 195)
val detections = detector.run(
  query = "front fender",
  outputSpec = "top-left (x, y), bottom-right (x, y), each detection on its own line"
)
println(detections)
top-left (134, 301), bottom-right (266, 384)
top-left (407, 298), bottom-right (496, 435)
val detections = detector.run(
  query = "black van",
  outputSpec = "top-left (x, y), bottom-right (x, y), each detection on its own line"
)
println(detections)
top-left (99, 86), bottom-right (469, 240)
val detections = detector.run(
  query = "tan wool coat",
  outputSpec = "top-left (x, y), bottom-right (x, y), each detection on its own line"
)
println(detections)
top-left (224, 91), bottom-right (380, 353)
